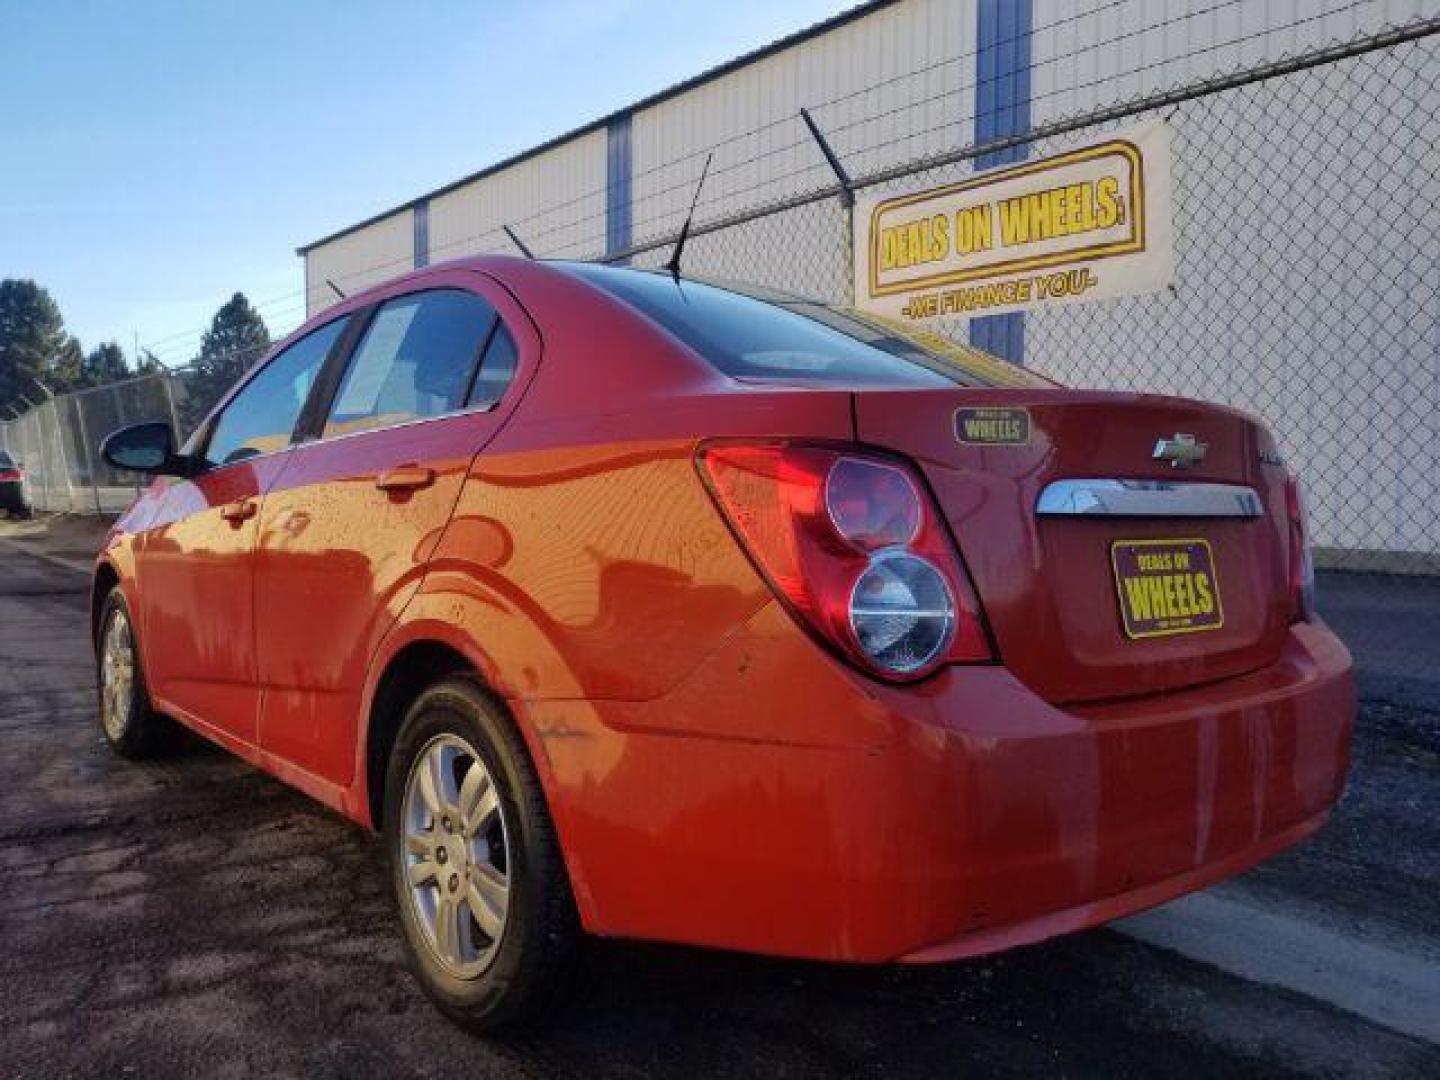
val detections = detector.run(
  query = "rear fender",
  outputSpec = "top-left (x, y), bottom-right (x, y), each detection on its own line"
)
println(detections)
top-left (351, 601), bottom-right (597, 923)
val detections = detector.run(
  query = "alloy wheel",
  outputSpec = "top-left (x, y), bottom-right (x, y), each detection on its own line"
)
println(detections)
top-left (401, 733), bottom-right (512, 979)
top-left (100, 610), bottom-right (135, 740)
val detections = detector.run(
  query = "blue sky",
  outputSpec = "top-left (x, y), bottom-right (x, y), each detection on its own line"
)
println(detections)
top-left (0, 0), bottom-right (846, 366)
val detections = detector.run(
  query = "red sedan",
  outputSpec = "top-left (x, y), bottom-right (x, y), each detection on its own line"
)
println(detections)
top-left (95, 256), bottom-right (1353, 1031)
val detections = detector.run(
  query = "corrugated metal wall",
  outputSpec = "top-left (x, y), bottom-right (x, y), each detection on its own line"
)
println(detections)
top-left (301, 0), bottom-right (979, 309)
top-left (1030, 0), bottom-right (1431, 120)
top-left (295, 0), bottom-right (1436, 558)
top-left (1024, 0), bottom-right (1440, 555)
top-left (629, 0), bottom-right (974, 247)
top-left (428, 129), bottom-right (609, 268)
top-left (304, 208), bottom-right (413, 314)
top-left (301, 0), bottom-right (1434, 304)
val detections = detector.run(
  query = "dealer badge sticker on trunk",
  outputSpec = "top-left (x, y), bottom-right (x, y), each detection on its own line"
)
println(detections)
top-left (954, 406), bottom-right (1031, 445)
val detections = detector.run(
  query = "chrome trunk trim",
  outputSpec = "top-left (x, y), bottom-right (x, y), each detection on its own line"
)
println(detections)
top-left (1036, 479), bottom-right (1264, 518)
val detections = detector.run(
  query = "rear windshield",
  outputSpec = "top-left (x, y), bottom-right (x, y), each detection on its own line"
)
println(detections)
top-left (561, 262), bottom-right (1050, 390)
top-left (0, 451), bottom-right (15, 469)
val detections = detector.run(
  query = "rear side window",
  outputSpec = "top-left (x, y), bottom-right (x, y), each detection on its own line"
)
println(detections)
top-left (324, 289), bottom-right (497, 438)
top-left (563, 263), bottom-right (1050, 389)
top-left (205, 316), bottom-right (348, 468)
top-left (466, 324), bottom-right (518, 409)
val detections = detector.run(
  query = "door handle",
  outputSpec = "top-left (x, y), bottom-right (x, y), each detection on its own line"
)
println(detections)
top-left (220, 499), bottom-right (258, 525)
top-left (375, 466), bottom-right (436, 493)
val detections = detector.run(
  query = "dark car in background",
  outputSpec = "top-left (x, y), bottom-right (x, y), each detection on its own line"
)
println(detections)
top-left (0, 451), bottom-right (32, 518)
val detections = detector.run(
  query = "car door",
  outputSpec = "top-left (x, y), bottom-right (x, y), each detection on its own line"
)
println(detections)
top-left (137, 316), bottom-right (351, 747)
top-left (253, 274), bottom-right (533, 784)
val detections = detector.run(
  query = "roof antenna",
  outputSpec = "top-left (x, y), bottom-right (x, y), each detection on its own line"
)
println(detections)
top-left (503, 224), bottom-right (535, 259)
top-left (326, 278), bottom-right (346, 300)
top-left (664, 152), bottom-right (712, 282)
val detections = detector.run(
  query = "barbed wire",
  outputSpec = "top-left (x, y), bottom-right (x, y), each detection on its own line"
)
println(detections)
top-left (4, 16), bottom-right (1436, 693)
top-left (117, 11), bottom-right (1440, 378)
top-left (71, 9), bottom-right (1439, 381)
top-left (131, 0), bottom-right (1374, 366)
top-left (816, 0), bottom-right (1377, 142)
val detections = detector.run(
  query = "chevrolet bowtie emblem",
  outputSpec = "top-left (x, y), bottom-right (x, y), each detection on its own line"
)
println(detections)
top-left (1153, 433), bottom-right (1207, 469)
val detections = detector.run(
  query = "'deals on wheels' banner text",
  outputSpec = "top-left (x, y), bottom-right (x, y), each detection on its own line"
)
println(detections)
top-left (853, 120), bottom-right (1174, 322)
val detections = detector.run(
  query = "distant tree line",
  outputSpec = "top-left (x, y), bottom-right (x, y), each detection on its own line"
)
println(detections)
top-left (0, 278), bottom-right (270, 424)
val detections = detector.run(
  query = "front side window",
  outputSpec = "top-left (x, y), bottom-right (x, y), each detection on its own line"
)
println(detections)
top-left (324, 289), bottom-right (497, 438)
top-left (204, 316), bottom-right (348, 468)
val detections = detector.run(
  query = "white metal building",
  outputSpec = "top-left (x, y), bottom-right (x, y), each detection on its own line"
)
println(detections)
top-left (297, 0), bottom-right (1438, 562)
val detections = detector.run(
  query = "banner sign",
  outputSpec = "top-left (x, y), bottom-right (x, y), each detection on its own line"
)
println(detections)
top-left (853, 120), bottom-right (1173, 322)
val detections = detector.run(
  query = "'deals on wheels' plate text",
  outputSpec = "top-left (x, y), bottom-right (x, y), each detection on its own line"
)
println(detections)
top-left (1112, 537), bottom-right (1223, 639)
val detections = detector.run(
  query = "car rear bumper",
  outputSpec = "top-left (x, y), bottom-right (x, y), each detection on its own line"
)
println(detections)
top-left (527, 608), bottom-right (1353, 963)
top-left (896, 810), bottom-right (1327, 963)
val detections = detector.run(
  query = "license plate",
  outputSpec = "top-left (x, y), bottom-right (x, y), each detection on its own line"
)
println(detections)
top-left (1111, 538), bottom-right (1224, 639)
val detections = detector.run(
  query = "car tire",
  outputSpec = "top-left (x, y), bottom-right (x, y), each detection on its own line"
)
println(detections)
top-left (96, 588), bottom-right (173, 758)
top-left (383, 677), bottom-right (581, 1034)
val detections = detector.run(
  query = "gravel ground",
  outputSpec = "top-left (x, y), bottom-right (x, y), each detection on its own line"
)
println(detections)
top-left (0, 516), bottom-right (1436, 1079)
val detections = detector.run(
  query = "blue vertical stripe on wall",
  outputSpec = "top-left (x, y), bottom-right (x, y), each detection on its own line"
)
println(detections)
top-left (606, 114), bottom-right (633, 261)
top-left (970, 0), bottom-right (1033, 364)
top-left (413, 200), bottom-right (430, 269)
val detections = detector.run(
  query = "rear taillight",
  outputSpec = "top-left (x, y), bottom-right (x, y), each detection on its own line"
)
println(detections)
top-left (1285, 474), bottom-right (1316, 622)
top-left (0, 469), bottom-right (20, 482)
top-left (698, 441), bottom-right (992, 680)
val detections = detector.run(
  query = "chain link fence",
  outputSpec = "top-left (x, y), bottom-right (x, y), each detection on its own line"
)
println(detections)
top-left (0, 357), bottom-right (255, 515)
top-left (591, 18), bottom-right (1440, 700)
top-left (600, 21), bottom-right (1440, 586)
top-left (2, 14), bottom-right (1435, 698)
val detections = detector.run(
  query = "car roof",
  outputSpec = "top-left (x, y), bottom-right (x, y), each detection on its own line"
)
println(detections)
top-left (545, 260), bottom-right (822, 307)
top-left (309, 255), bottom-right (826, 341)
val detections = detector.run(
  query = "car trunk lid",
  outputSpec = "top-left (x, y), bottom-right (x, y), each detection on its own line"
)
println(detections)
top-left (854, 387), bottom-right (1293, 704)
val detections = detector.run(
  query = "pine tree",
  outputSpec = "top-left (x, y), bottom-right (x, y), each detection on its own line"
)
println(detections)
top-left (52, 335), bottom-right (86, 392)
top-left (82, 341), bottom-right (130, 387)
top-left (188, 293), bottom-right (271, 425)
top-left (134, 348), bottom-right (165, 375)
top-left (0, 279), bottom-right (70, 410)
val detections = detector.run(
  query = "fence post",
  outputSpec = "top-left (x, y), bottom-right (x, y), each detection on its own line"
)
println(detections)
top-left (47, 397), bottom-right (77, 513)
top-left (162, 371), bottom-right (183, 445)
top-left (12, 397), bottom-right (42, 510)
top-left (34, 412), bottom-right (52, 512)
top-left (799, 107), bottom-right (857, 306)
top-left (72, 391), bottom-right (104, 515)
top-left (29, 380), bottom-right (76, 513)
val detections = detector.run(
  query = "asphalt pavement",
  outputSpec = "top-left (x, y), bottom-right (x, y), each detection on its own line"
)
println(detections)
top-left (1, 517), bottom-right (1436, 1079)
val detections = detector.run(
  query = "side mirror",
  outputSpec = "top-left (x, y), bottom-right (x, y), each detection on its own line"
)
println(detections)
top-left (100, 422), bottom-right (196, 477)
